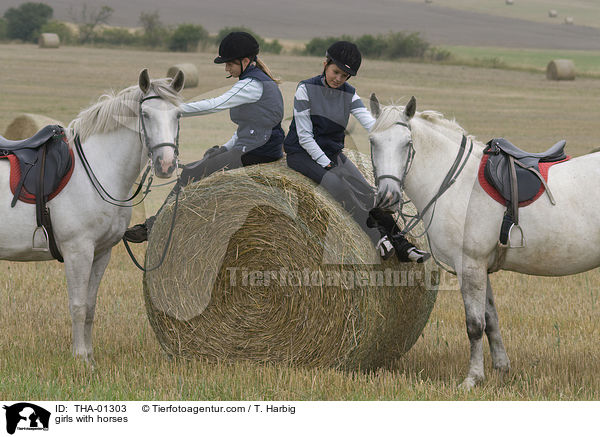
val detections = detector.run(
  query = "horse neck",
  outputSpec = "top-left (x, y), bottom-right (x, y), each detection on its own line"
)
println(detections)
top-left (76, 128), bottom-right (145, 199)
top-left (403, 120), bottom-right (482, 213)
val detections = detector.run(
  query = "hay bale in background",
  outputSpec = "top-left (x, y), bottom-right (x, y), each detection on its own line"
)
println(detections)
top-left (38, 33), bottom-right (60, 48)
top-left (546, 59), bottom-right (576, 81)
top-left (505, 0), bottom-right (514, 5)
top-left (425, 0), bottom-right (433, 4)
top-left (548, 9), bottom-right (558, 18)
top-left (3, 113), bottom-right (63, 140)
top-left (167, 63), bottom-right (199, 89)
top-left (564, 16), bottom-right (574, 25)
top-left (144, 151), bottom-right (438, 370)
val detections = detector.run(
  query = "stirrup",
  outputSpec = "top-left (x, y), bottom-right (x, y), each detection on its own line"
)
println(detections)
top-left (508, 223), bottom-right (525, 248)
top-left (32, 226), bottom-right (49, 252)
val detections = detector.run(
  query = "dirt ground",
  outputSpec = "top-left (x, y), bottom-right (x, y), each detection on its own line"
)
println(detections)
top-left (3, 0), bottom-right (600, 50)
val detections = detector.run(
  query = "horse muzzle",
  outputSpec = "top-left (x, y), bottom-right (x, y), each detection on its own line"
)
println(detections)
top-left (375, 178), bottom-right (403, 210)
top-left (151, 143), bottom-right (178, 178)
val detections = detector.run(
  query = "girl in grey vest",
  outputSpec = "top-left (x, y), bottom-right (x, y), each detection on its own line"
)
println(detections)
top-left (124, 32), bottom-right (284, 243)
top-left (284, 41), bottom-right (429, 263)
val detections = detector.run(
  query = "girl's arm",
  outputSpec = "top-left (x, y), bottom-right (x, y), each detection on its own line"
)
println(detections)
top-left (350, 92), bottom-right (376, 131)
top-left (180, 79), bottom-right (263, 116)
top-left (294, 84), bottom-right (332, 167)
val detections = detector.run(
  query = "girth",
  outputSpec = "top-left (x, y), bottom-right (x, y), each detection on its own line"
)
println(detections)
top-left (0, 125), bottom-right (71, 262)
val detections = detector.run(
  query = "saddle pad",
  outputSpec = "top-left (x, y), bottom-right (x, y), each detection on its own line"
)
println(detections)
top-left (0, 148), bottom-right (75, 204)
top-left (478, 154), bottom-right (570, 207)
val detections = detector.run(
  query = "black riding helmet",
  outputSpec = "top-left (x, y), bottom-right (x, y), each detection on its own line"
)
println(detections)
top-left (214, 31), bottom-right (260, 64)
top-left (325, 41), bottom-right (362, 76)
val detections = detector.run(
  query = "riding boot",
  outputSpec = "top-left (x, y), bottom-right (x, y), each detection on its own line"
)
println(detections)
top-left (368, 209), bottom-right (431, 263)
top-left (123, 182), bottom-right (181, 243)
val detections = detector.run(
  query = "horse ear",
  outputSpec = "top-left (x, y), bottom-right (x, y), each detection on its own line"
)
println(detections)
top-left (171, 69), bottom-right (185, 93)
top-left (405, 96), bottom-right (416, 119)
top-left (370, 93), bottom-right (381, 118)
top-left (139, 68), bottom-right (151, 94)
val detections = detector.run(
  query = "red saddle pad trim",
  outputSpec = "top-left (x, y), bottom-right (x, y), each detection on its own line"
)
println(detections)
top-left (478, 154), bottom-right (570, 207)
top-left (0, 148), bottom-right (75, 204)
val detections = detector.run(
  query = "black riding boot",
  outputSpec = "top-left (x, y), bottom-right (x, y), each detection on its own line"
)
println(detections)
top-left (368, 209), bottom-right (431, 263)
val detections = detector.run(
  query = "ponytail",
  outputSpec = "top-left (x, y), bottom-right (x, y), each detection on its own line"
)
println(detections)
top-left (255, 57), bottom-right (282, 84)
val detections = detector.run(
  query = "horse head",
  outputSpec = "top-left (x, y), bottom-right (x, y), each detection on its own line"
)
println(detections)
top-left (369, 94), bottom-right (416, 210)
top-left (138, 68), bottom-right (185, 179)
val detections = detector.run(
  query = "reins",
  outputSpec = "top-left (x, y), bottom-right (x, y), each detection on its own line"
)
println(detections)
top-left (398, 133), bottom-right (472, 238)
top-left (373, 120), bottom-right (474, 275)
top-left (73, 94), bottom-right (182, 272)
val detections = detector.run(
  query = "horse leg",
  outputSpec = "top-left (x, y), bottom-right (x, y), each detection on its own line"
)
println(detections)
top-left (63, 244), bottom-right (94, 363)
top-left (458, 261), bottom-right (488, 390)
top-left (484, 276), bottom-right (510, 375)
top-left (83, 248), bottom-right (112, 365)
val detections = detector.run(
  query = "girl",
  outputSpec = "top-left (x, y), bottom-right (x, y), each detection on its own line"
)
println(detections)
top-left (284, 41), bottom-right (429, 262)
top-left (125, 31), bottom-right (285, 242)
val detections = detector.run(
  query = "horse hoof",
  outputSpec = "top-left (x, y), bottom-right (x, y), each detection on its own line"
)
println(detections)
top-left (458, 375), bottom-right (482, 391)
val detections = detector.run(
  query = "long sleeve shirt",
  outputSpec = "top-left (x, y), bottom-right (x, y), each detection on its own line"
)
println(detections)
top-left (179, 78), bottom-right (264, 149)
top-left (292, 82), bottom-right (375, 167)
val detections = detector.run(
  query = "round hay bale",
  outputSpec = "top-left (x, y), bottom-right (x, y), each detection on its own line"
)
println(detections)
top-left (425, 0), bottom-right (433, 4)
top-left (38, 33), bottom-right (60, 48)
top-left (546, 59), bottom-right (576, 81)
top-left (548, 9), bottom-right (558, 18)
top-left (3, 113), bottom-right (63, 140)
top-left (167, 63), bottom-right (199, 89)
top-left (143, 151), bottom-right (438, 370)
top-left (505, 0), bottom-right (514, 5)
top-left (564, 16), bottom-right (574, 25)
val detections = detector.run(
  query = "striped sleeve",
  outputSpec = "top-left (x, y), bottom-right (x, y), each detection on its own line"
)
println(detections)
top-left (294, 84), bottom-right (332, 167)
top-left (350, 91), bottom-right (376, 131)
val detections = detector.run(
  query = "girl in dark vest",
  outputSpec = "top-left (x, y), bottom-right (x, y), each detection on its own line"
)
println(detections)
top-left (125, 32), bottom-right (284, 242)
top-left (284, 41), bottom-right (429, 262)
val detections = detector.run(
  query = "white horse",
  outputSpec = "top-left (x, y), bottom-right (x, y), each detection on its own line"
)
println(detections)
top-left (0, 69), bottom-right (184, 363)
top-left (369, 96), bottom-right (600, 389)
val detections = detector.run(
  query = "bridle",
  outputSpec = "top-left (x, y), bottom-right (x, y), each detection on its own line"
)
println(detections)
top-left (73, 93), bottom-right (183, 272)
top-left (73, 94), bottom-right (181, 208)
top-left (138, 95), bottom-right (181, 164)
top-left (372, 120), bottom-right (473, 238)
top-left (373, 121), bottom-right (414, 188)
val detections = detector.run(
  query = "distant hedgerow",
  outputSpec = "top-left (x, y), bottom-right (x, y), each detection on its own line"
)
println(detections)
top-left (304, 32), bottom-right (438, 60)
top-left (168, 23), bottom-right (210, 52)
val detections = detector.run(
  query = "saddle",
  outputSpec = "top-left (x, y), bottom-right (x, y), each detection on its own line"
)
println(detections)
top-left (483, 138), bottom-right (566, 205)
top-left (0, 125), bottom-right (74, 262)
top-left (480, 137), bottom-right (569, 271)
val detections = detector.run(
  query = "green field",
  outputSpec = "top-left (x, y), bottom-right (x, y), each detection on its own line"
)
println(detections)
top-left (403, 0), bottom-right (600, 29)
top-left (0, 43), bottom-right (599, 400)
top-left (444, 45), bottom-right (600, 76)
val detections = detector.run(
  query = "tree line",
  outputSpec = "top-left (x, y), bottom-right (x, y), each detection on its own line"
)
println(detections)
top-left (0, 2), bottom-right (449, 61)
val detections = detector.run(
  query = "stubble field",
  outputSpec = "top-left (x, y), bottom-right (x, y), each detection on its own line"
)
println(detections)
top-left (0, 43), bottom-right (598, 400)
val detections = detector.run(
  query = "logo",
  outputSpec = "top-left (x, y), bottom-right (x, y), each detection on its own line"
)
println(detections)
top-left (3, 403), bottom-right (50, 435)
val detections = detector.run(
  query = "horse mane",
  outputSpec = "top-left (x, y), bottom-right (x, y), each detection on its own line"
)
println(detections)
top-left (371, 105), bottom-right (468, 137)
top-left (67, 78), bottom-right (182, 143)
